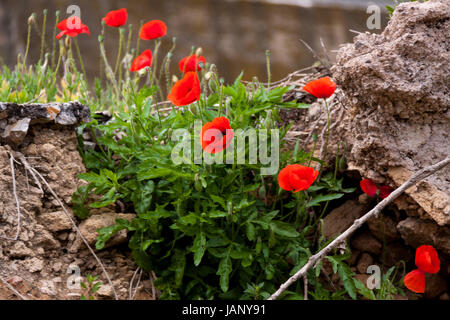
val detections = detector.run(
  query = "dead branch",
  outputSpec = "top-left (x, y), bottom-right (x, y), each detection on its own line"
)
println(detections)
top-left (268, 156), bottom-right (450, 300)
top-left (0, 275), bottom-right (29, 300)
top-left (303, 275), bottom-right (308, 300)
top-left (129, 267), bottom-right (142, 300)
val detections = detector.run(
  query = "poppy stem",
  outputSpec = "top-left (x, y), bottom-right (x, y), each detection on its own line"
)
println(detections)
top-left (40, 9), bottom-right (48, 64)
top-left (135, 20), bottom-right (143, 58)
top-left (126, 24), bottom-right (133, 58)
top-left (152, 40), bottom-right (163, 100)
top-left (23, 21), bottom-right (32, 68)
top-left (114, 28), bottom-right (125, 76)
top-left (294, 192), bottom-right (303, 226)
top-left (321, 98), bottom-right (331, 167)
top-left (99, 35), bottom-right (120, 98)
top-left (266, 50), bottom-right (271, 90)
top-left (52, 40), bottom-right (63, 87)
top-left (51, 11), bottom-right (60, 69)
top-left (74, 38), bottom-right (88, 85)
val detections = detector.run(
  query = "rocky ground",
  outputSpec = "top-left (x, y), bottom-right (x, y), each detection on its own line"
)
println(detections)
top-left (0, 104), bottom-right (154, 300)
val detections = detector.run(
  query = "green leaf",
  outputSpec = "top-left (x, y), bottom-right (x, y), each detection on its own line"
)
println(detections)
top-left (307, 193), bottom-right (344, 208)
top-left (338, 263), bottom-right (357, 300)
top-left (270, 221), bottom-right (300, 238)
top-left (210, 195), bottom-right (226, 210)
top-left (141, 239), bottom-right (163, 251)
top-left (217, 254), bottom-right (232, 293)
top-left (354, 278), bottom-right (376, 300)
top-left (192, 232), bottom-right (207, 266)
top-left (246, 223), bottom-right (256, 241)
top-left (96, 223), bottom-right (126, 250)
top-left (170, 250), bottom-right (186, 288)
top-left (72, 185), bottom-right (93, 219)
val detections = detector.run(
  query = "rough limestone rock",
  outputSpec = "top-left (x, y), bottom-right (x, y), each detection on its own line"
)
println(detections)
top-left (0, 102), bottom-right (90, 145)
top-left (397, 217), bottom-right (450, 256)
top-left (330, 0), bottom-right (449, 226)
top-left (322, 200), bottom-right (370, 239)
top-left (73, 211), bottom-right (136, 250)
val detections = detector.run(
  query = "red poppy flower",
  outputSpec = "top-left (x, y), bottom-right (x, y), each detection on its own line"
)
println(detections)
top-left (201, 117), bottom-right (234, 154)
top-left (404, 245), bottom-right (440, 293)
top-left (278, 164), bottom-right (319, 193)
top-left (102, 8), bottom-right (128, 28)
top-left (303, 77), bottom-right (337, 99)
top-left (56, 17), bottom-right (90, 39)
top-left (179, 54), bottom-right (206, 73)
top-left (130, 50), bottom-right (153, 72)
top-left (139, 20), bottom-right (167, 40)
top-left (168, 72), bottom-right (201, 106)
top-left (415, 245), bottom-right (440, 274)
top-left (404, 269), bottom-right (425, 293)
top-left (360, 179), bottom-right (378, 197)
top-left (378, 185), bottom-right (392, 199)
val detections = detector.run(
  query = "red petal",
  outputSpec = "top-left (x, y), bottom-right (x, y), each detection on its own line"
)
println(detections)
top-left (56, 30), bottom-right (67, 39)
top-left (360, 179), bottom-right (378, 197)
top-left (140, 20), bottom-right (167, 40)
top-left (103, 8), bottom-right (128, 28)
top-left (415, 245), bottom-right (440, 274)
top-left (404, 269), bottom-right (425, 293)
top-left (56, 17), bottom-right (89, 38)
top-left (278, 166), bottom-right (294, 192)
top-left (179, 55), bottom-right (206, 73)
top-left (302, 77), bottom-right (337, 99)
top-left (130, 50), bottom-right (153, 72)
top-left (378, 185), bottom-right (392, 199)
top-left (168, 72), bottom-right (201, 106)
top-left (278, 164), bottom-right (318, 192)
top-left (201, 117), bottom-right (234, 154)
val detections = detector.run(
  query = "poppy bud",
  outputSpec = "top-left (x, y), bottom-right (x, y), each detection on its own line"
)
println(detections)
top-left (194, 174), bottom-right (202, 192)
top-left (228, 202), bottom-right (233, 216)
top-left (205, 72), bottom-right (213, 81)
top-left (208, 78), bottom-right (217, 92)
top-left (59, 40), bottom-right (66, 56)
top-left (190, 104), bottom-right (197, 115)
top-left (264, 110), bottom-right (273, 129)
top-left (28, 13), bottom-right (36, 25)
top-left (137, 67), bottom-right (149, 77)
top-left (195, 47), bottom-right (203, 57)
top-left (172, 75), bottom-right (179, 83)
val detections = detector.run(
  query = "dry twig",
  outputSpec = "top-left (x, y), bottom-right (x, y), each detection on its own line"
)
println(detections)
top-left (0, 275), bottom-right (29, 300)
top-left (129, 267), bottom-right (143, 300)
top-left (268, 156), bottom-right (450, 300)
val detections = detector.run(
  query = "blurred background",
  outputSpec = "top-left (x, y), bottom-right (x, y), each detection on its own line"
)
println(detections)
top-left (0, 0), bottom-right (391, 82)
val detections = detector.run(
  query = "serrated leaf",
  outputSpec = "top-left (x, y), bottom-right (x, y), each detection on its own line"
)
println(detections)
top-left (217, 254), bottom-right (232, 293)
top-left (246, 223), bottom-right (255, 241)
top-left (307, 193), bottom-right (344, 208)
top-left (192, 232), bottom-right (207, 266)
top-left (338, 263), bottom-right (357, 300)
top-left (170, 250), bottom-right (186, 288)
top-left (270, 221), bottom-right (300, 238)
